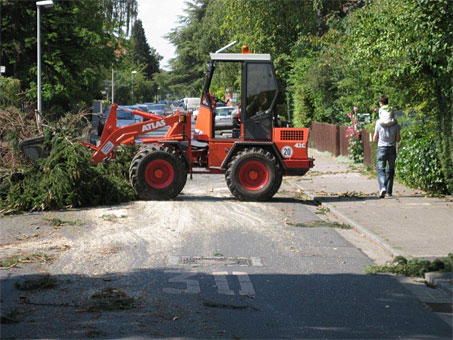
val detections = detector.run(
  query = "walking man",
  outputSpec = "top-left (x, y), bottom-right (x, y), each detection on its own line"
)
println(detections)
top-left (373, 96), bottom-right (401, 198)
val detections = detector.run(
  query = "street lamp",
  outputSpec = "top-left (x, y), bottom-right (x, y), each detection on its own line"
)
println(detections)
top-left (36, 0), bottom-right (54, 126)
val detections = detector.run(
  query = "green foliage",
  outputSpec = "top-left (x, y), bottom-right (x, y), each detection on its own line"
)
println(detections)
top-left (0, 0), bottom-right (150, 115)
top-left (366, 254), bottom-right (453, 277)
top-left (114, 63), bottom-right (155, 105)
top-left (164, 0), bottom-right (211, 97)
top-left (396, 120), bottom-right (448, 194)
top-left (101, 0), bottom-right (138, 38)
top-left (1, 0), bottom-right (117, 115)
top-left (131, 20), bottom-right (161, 80)
top-left (0, 77), bottom-right (22, 108)
top-left (285, 0), bottom-right (452, 193)
top-left (0, 113), bottom-right (136, 213)
top-left (290, 32), bottom-right (346, 126)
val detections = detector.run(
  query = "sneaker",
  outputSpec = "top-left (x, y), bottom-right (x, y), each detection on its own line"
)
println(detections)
top-left (379, 188), bottom-right (386, 198)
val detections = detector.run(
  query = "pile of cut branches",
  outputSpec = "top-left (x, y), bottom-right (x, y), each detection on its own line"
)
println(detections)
top-left (0, 106), bottom-right (39, 168)
top-left (0, 109), bottom-right (136, 213)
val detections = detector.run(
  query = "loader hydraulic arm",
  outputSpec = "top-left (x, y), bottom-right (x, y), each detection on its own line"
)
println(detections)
top-left (89, 104), bottom-right (186, 164)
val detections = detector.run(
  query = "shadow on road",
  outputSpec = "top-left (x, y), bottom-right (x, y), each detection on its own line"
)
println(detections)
top-left (1, 269), bottom-right (450, 339)
top-left (314, 196), bottom-right (381, 203)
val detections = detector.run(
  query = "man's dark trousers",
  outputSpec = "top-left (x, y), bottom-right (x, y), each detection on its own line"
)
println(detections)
top-left (377, 146), bottom-right (396, 195)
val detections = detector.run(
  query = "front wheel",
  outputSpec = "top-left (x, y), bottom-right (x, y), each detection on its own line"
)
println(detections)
top-left (225, 148), bottom-right (282, 201)
top-left (129, 145), bottom-right (187, 200)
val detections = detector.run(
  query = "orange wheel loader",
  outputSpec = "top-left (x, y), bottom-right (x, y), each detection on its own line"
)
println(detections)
top-left (22, 44), bottom-right (314, 201)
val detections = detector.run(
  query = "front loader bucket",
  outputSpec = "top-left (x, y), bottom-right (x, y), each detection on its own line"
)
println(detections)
top-left (19, 136), bottom-right (47, 162)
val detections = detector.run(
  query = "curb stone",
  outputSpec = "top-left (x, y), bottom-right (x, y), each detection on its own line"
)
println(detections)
top-left (425, 272), bottom-right (453, 297)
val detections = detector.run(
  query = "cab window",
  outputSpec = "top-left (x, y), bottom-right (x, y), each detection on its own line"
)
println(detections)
top-left (245, 63), bottom-right (277, 120)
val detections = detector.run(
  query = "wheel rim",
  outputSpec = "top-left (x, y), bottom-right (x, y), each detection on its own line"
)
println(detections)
top-left (238, 160), bottom-right (269, 191)
top-left (144, 159), bottom-right (174, 189)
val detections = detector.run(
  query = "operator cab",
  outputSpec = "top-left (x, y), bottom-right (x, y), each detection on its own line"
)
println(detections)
top-left (194, 52), bottom-right (278, 142)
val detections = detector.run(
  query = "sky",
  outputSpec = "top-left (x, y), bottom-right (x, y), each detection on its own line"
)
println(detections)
top-left (136, 0), bottom-right (187, 70)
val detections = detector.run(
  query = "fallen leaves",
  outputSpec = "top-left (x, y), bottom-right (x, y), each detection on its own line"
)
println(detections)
top-left (81, 287), bottom-right (137, 312)
top-left (0, 253), bottom-right (54, 269)
top-left (15, 274), bottom-right (58, 291)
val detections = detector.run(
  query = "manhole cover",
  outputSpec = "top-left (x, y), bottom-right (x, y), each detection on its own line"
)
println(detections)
top-left (423, 302), bottom-right (453, 314)
top-left (168, 256), bottom-right (263, 267)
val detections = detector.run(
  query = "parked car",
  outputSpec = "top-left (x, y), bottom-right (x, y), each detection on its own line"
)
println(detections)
top-left (146, 103), bottom-right (169, 116)
top-left (133, 104), bottom-right (149, 113)
top-left (97, 106), bottom-right (139, 136)
top-left (127, 105), bottom-right (149, 122)
top-left (214, 106), bottom-right (236, 129)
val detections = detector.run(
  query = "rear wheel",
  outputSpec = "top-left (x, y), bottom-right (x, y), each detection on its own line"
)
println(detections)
top-left (129, 145), bottom-right (187, 200)
top-left (225, 147), bottom-right (282, 201)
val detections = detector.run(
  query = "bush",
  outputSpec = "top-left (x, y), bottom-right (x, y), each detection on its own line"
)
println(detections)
top-left (0, 77), bottom-right (21, 108)
top-left (396, 120), bottom-right (449, 194)
top-left (345, 109), bottom-right (364, 163)
top-left (366, 254), bottom-right (453, 277)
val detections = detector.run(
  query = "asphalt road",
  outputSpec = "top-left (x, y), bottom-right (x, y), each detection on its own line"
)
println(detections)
top-left (1, 175), bottom-right (451, 339)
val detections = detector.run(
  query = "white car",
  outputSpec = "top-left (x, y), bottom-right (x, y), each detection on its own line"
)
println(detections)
top-left (214, 106), bottom-right (236, 129)
top-left (193, 105), bottom-right (200, 120)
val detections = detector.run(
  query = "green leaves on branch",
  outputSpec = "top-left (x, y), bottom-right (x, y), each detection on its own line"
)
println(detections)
top-left (396, 120), bottom-right (449, 194)
top-left (0, 113), bottom-right (136, 213)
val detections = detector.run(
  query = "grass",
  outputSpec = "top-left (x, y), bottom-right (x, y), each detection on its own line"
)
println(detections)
top-left (100, 214), bottom-right (127, 221)
top-left (44, 218), bottom-right (82, 227)
top-left (15, 274), bottom-right (58, 291)
top-left (294, 191), bottom-right (313, 201)
top-left (366, 255), bottom-right (453, 277)
top-left (287, 220), bottom-right (352, 229)
top-left (315, 206), bottom-right (330, 214)
top-left (0, 253), bottom-right (53, 269)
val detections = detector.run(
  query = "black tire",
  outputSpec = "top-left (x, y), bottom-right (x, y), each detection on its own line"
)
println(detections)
top-left (129, 144), bottom-right (187, 200)
top-left (225, 147), bottom-right (282, 201)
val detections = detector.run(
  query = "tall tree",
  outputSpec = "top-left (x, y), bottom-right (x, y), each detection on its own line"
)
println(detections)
top-left (131, 19), bottom-right (161, 79)
top-left (101, 0), bottom-right (138, 37)
top-left (1, 0), bottom-right (117, 114)
top-left (166, 0), bottom-right (211, 96)
top-left (342, 0), bottom-right (453, 192)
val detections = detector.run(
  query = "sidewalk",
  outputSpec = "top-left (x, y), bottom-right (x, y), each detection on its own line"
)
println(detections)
top-left (287, 149), bottom-right (453, 259)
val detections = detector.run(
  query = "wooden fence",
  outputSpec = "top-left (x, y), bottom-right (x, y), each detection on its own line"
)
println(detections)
top-left (309, 121), bottom-right (374, 167)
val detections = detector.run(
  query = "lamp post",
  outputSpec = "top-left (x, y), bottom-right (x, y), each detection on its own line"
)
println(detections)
top-left (36, 0), bottom-right (54, 126)
top-left (131, 70), bottom-right (137, 104)
top-left (111, 67), bottom-right (114, 103)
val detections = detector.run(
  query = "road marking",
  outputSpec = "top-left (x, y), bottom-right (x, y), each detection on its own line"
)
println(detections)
top-left (213, 272), bottom-right (234, 295)
top-left (163, 270), bottom-right (200, 294)
top-left (162, 271), bottom-right (256, 296)
top-left (405, 203), bottom-right (431, 206)
top-left (233, 272), bottom-right (256, 296)
top-left (251, 257), bottom-right (264, 266)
